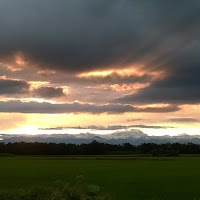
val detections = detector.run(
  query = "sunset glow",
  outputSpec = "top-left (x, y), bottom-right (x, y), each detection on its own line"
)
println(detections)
top-left (0, 0), bottom-right (199, 139)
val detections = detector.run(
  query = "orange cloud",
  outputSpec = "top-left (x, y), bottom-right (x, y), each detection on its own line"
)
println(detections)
top-left (110, 83), bottom-right (150, 92)
top-left (15, 52), bottom-right (26, 66)
top-left (77, 65), bottom-right (165, 80)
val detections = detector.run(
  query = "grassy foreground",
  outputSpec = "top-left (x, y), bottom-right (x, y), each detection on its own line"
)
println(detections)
top-left (1, 156), bottom-right (200, 199)
top-left (0, 176), bottom-right (111, 200)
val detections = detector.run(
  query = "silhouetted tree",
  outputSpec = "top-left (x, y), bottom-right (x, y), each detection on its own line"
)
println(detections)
top-left (0, 141), bottom-right (200, 155)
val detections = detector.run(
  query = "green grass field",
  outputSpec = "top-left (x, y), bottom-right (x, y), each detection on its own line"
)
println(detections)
top-left (1, 156), bottom-right (200, 199)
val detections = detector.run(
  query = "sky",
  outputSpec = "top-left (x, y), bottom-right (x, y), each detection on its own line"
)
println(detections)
top-left (0, 0), bottom-right (200, 136)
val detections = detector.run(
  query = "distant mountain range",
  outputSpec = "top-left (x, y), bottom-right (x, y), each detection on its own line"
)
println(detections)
top-left (1, 129), bottom-right (200, 144)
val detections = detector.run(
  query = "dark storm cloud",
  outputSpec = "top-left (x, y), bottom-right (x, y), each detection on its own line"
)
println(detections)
top-left (0, 0), bottom-right (200, 73)
top-left (0, 77), bottom-right (66, 99)
top-left (0, 79), bottom-right (29, 95)
top-left (0, 0), bottom-right (200, 107)
top-left (115, 86), bottom-right (200, 105)
top-left (0, 101), bottom-right (179, 114)
top-left (0, 64), bottom-right (151, 88)
top-left (33, 86), bottom-right (65, 99)
top-left (168, 118), bottom-right (199, 123)
top-left (114, 67), bottom-right (200, 105)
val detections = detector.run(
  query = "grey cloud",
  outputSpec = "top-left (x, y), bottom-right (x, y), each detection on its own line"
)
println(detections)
top-left (0, 100), bottom-right (179, 114)
top-left (114, 68), bottom-right (200, 105)
top-left (0, 78), bottom-right (29, 95)
top-left (76, 73), bottom-right (152, 85)
top-left (0, 78), bottom-right (66, 99)
top-left (115, 87), bottom-right (200, 104)
top-left (136, 105), bottom-right (180, 113)
top-left (0, 0), bottom-right (199, 73)
top-left (67, 124), bottom-right (173, 130)
top-left (168, 118), bottom-right (199, 123)
top-left (128, 125), bottom-right (174, 129)
top-left (0, 0), bottom-right (200, 107)
top-left (39, 127), bottom-right (64, 130)
top-left (67, 125), bottom-right (127, 130)
top-left (33, 86), bottom-right (65, 99)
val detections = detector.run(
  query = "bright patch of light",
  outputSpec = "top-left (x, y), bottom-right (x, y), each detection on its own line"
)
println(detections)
top-left (78, 70), bottom-right (113, 77)
top-left (77, 65), bottom-right (165, 80)
top-left (29, 81), bottom-right (50, 88)
top-left (15, 52), bottom-right (26, 66)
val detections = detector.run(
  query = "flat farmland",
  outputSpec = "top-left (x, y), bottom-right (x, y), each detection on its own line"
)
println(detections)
top-left (0, 156), bottom-right (200, 199)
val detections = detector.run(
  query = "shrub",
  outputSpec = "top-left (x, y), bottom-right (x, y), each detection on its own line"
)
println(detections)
top-left (0, 176), bottom-right (112, 200)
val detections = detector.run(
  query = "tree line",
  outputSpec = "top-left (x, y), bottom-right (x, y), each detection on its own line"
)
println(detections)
top-left (1, 141), bottom-right (200, 155)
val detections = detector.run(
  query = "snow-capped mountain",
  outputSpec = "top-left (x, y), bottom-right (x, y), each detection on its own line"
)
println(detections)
top-left (1, 129), bottom-right (200, 144)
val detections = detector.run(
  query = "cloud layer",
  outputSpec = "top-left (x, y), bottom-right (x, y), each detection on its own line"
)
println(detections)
top-left (0, 0), bottom-right (200, 73)
top-left (0, 101), bottom-right (179, 114)
top-left (0, 1), bottom-right (199, 133)
top-left (0, 79), bottom-right (29, 95)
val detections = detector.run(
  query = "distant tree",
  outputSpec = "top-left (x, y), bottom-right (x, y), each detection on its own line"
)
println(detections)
top-left (1, 141), bottom-right (200, 155)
